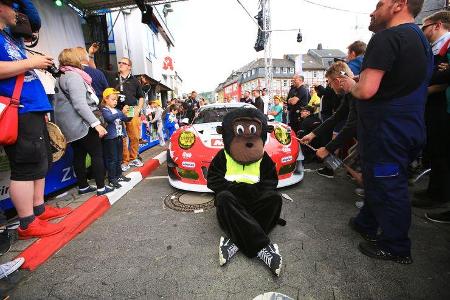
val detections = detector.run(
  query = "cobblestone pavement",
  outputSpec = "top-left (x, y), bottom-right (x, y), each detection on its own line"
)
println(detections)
top-left (9, 160), bottom-right (450, 299)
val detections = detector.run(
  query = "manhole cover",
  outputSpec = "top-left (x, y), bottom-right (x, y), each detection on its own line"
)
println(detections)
top-left (164, 191), bottom-right (214, 212)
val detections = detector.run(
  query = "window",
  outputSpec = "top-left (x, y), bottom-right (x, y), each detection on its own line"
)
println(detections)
top-left (275, 67), bottom-right (281, 73)
top-left (251, 69), bottom-right (255, 75)
top-left (283, 80), bottom-right (288, 87)
top-left (282, 67), bottom-right (287, 74)
top-left (289, 67), bottom-right (294, 73)
top-left (313, 71), bottom-right (317, 78)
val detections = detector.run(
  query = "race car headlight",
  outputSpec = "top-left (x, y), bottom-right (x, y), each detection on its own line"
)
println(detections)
top-left (274, 126), bottom-right (291, 145)
top-left (178, 131), bottom-right (196, 149)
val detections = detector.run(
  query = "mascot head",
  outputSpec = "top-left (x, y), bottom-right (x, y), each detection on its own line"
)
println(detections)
top-left (217, 107), bottom-right (273, 164)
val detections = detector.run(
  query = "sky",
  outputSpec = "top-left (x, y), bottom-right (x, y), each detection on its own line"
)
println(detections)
top-left (165, 0), bottom-right (379, 93)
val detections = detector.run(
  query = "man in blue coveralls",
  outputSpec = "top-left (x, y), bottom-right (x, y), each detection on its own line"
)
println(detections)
top-left (345, 0), bottom-right (433, 264)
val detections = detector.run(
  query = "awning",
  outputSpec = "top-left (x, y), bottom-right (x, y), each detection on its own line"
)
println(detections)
top-left (68, 0), bottom-right (186, 12)
top-left (139, 74), bottom-right (172, 92)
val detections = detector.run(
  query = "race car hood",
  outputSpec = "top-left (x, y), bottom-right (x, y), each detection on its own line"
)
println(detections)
top-left (191, 122), bottom-right (224, 148)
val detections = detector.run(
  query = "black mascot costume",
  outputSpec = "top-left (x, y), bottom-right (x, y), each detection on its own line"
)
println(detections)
top-left (207, 107), bottom-right (283, 276)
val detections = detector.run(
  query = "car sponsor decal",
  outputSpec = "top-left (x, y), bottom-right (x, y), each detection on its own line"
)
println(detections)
top-left (281, 147), bottom-right (291, 153)
top-left (182, 152), bottom-right (192, 159)
top-left (211, 139), bottom-right (224, 147)
top-left (281, 156), bottom-right (293, 163)
top-left (182, 161), bottom-right (196, 168)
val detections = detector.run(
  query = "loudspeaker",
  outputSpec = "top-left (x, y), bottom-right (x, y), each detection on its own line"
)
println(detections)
top-left (141, 5), bottom-right (153, 24)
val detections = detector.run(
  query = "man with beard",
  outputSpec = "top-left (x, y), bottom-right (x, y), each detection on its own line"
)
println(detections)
top-left (346, 0), bottom-right (432, 264)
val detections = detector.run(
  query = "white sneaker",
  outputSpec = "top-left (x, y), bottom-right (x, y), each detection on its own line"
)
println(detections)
top-left (121, 164), bottom-right (130, 172)
top-left (129, 158), bottom-right (144, 167)
top-left (0, 257), bottom-right (25, 279)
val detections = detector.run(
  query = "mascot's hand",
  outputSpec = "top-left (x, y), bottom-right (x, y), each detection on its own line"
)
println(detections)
top-left (229, 182), bottom-right (260, 199)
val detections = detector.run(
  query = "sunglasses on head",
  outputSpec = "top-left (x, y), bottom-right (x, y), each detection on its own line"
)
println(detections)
top-left (421, 23), bottom-right (437, 31)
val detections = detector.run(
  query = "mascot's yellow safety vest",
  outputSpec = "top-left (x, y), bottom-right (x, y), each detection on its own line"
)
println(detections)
top-left (224, 151), bottom-right (261, 184)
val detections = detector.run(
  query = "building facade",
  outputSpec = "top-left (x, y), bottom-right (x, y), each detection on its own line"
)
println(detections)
top-left (216, 47), bottom-right (346, 100)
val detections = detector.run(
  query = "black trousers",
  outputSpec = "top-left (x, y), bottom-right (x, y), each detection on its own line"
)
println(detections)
top-left (71, 128), bottom-right (105, 189)
top-left (103, 137), bottom-right (123, 182)
top-left (425, 106), bottom-right (450, 203)
top-left (215, 190), bottom-right (282, 258)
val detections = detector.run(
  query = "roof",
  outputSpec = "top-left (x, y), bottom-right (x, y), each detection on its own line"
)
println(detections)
top-left (308, 49), bottom-right (346, 59)
top-left (68, 0), bottom-right (184, 12)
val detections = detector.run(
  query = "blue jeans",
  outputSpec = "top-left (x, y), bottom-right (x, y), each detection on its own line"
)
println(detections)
top-left (103, 137), bottom-right (123, 182)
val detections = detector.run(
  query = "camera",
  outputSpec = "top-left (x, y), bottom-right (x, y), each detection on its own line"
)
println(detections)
top-left (46, 63), bottom-right (64, 78)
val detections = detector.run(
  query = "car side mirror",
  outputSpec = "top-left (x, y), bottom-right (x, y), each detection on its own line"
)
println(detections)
top-left (181, 118), bottom-right (190, 125)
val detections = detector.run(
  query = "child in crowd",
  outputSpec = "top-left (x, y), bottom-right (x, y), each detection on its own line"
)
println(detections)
top-left (269, 95), bottom-right (283, 122)
top-left (147, 100), bottom-right (165, 146)
top-left (164, 104), bottom-right (179, 138)
top-left (101, 88), bottom-right (132, 188)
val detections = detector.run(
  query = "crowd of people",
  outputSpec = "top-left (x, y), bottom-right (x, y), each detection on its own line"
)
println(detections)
top-left (0, 0), bottom-right (448, 279)
top-left (218, 0), bottom-right (450, 267)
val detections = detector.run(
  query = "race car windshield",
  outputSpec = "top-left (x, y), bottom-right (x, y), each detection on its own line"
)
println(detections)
top-left (193, 107), bottom-right (237, 124)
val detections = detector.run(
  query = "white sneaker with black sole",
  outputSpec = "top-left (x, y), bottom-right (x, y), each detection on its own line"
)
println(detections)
top-left (0, 257), bottom-right (25, 279)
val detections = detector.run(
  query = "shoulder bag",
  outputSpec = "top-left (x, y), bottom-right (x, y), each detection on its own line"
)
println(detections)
top-left (0, 74), bottom-right (25, 145)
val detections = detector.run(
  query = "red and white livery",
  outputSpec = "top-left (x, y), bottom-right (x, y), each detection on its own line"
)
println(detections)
top-left (167, 102), bottom-right (304, 192)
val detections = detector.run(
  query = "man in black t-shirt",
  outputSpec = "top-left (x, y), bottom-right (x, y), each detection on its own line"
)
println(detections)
top-left (182, 91), bottom-right (200, 123)
top-left (287, 74), bottom-right (310, 133)
top-left (347, 0), bottom-right (432, 264)
top-left (252, 89), bottom-right (264, 113)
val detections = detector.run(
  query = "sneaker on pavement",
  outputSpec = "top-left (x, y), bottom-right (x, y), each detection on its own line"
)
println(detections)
top-left (0, 257), bottom-right (25, 279)
top-left (358, 241), bottom-right (413, 265)
top-left (317, 167), bottom-right (334, 179)
top-left (0, 229), bottom-right (12, 256)
top-left (37, 205), bottom-right (73, 221)
top-left (97, 186), bottom-right (114, 196)
top-left (18, 218), bottom-right (64, 240)
top-left (354, 188), bottom-right (365, 198)
top-left (108, 180), bottom-right (122, 189)
top-left (118, 175), bottom-right (131, 182)
top-left (219, 236), bottom-right (239, 266)
top-left (129, 159), bottom-right (144, 167)
top-left (425, 210), bottom-right (450, 224)
top-left (121, 163), bottom-right (130, 172)
top-left (78, 185), bottom-right (97, 195)
top-left (257, 243), bottom-right (282, 276)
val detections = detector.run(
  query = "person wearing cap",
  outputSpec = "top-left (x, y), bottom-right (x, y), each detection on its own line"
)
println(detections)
top-left (101, 88), bottom-right (132, 188)
top-left (297, 105), bottom-right (322, 162)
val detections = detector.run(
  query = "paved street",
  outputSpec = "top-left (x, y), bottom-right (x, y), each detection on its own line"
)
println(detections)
top-left (9, 156), bottom-right (450, 299)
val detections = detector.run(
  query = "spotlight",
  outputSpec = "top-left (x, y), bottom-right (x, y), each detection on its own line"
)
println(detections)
top-left (54, 0), bottom-right (63, 7)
